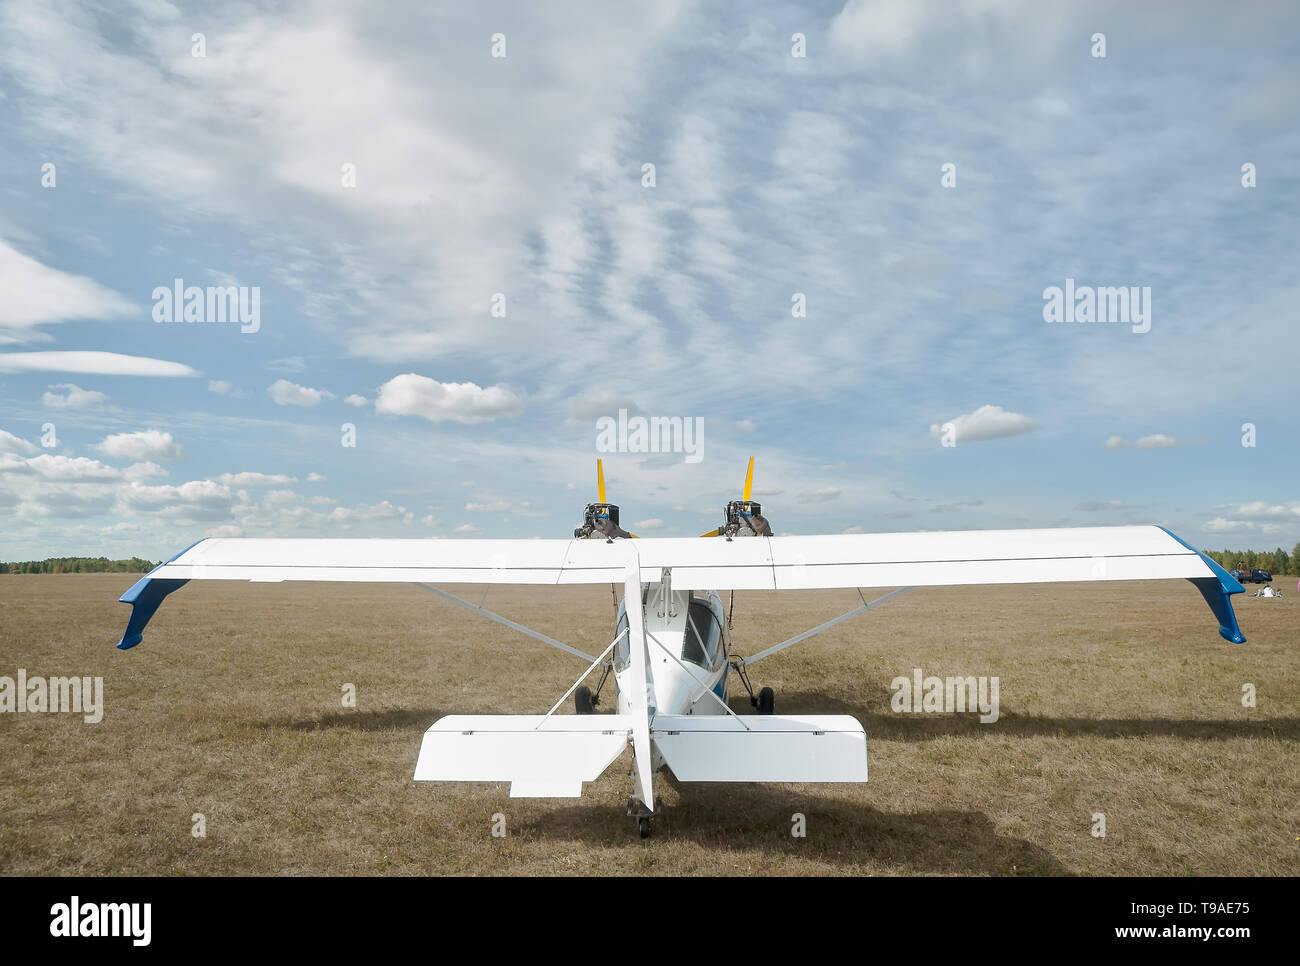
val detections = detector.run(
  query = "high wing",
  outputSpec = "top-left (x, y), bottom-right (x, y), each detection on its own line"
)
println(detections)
top-left (115, 524), bottom-right (1245, 648)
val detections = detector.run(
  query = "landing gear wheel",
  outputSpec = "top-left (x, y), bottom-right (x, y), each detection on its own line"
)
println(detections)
top-left (574, 685), bottom-right (595, 715)
top-left (638, 817), bottom-right (651, 839)
top-left (757, 686), bottom-right (775, 715)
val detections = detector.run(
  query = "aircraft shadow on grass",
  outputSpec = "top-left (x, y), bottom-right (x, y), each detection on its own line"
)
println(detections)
top-left (523, 779), bottom-right (1071, 874)
top-left (771, 690), bottom-right (1300, 741)
top-left (268, 695), bottom-right (1299, 740)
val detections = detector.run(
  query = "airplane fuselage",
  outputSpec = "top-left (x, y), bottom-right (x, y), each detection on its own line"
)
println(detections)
top-left (612, 583), bottom-right (730, 720)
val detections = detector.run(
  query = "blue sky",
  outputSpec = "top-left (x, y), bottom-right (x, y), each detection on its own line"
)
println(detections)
top-left (1, 0), bottom-right (1297, 561)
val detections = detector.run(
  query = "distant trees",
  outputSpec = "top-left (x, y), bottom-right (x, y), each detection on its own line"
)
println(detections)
top-left (1203, 546), bottom-right (1297, 576)
top-left (2, 557), bottom-right (157, 574)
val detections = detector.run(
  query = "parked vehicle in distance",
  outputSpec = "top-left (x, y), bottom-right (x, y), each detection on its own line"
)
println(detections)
top-left (1231, 568), bottom-right (1273, 584)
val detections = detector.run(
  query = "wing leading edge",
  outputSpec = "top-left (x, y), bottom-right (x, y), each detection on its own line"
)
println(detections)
top-left (115, 525), bottom-right (1245, 648)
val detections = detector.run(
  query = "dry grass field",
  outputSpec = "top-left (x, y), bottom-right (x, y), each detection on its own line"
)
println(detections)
top-left (1, 572), bottom-right (1296, 876)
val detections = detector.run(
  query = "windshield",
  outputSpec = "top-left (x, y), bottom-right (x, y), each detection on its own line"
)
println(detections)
top-left (682, 598), bottom-right (723, 668)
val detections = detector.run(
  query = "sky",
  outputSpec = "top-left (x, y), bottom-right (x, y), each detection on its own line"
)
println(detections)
top-left (1, 0), bottom-right (1297, 561)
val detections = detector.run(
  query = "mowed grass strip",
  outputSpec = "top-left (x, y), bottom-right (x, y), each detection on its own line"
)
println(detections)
top-left (0, 573), bottom-right (1296, 876)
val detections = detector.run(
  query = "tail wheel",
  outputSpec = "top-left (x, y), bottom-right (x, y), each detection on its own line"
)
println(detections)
top-left (757, 686), bottom-right (775, 715)
top-left (575, 685), bottom-right (595, 715)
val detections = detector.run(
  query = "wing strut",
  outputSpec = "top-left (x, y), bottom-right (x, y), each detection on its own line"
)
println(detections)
top-left (415, 583), bottom-right (599, 663)
top-left (735, 586), bottom-right (912, 668)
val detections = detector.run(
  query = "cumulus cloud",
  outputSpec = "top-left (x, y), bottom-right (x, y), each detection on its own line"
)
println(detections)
top-left (268, 379), bottom-right (333, 407)
top-left (123, 461), bottom-right (167, 481)
top-left (0, 429), bottom-right (37, 455)
top-left (42, 383), bottom-right (106, 408)
top-left (633, 518), bottom-right (664, 530)
top-left (93, 429), bottom-right (184, 462)
top-left (375, 374), bottom-right (523, 424)
top-left (343, 394), bottom-right (367, 407)
top-left (121, 479), bottom-right (235, 519)
top-left (23, 453), bottom-right (121, 481)
top-left (215, 471), bottom-right (298, 486)
top-left (930, 405), bottom-right (1038, 444)
top-left (453, 523), bottom-right (481, 534)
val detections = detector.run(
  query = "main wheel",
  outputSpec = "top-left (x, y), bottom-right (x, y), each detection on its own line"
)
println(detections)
top-left (757, 686), bottom-right (775, 715)
top-left (638, 817), bottom-right (651, 839)
top-left (574, 685), bottom-right (595, 715)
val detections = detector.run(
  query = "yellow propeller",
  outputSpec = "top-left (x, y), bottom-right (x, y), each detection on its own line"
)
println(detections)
top-left (699, 457), bottom-right (756, 536)
top-left (594, 459), bottom-right (636, 538)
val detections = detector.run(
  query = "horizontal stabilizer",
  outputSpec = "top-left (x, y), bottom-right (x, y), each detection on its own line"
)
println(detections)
top-left (652, 714), bottom-right (868, 783)
top-left (413, 714), bottom-right (632, 798)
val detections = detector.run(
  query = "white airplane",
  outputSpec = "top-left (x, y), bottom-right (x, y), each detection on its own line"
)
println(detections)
top-left (115, 459), bottom-right (1246, 837)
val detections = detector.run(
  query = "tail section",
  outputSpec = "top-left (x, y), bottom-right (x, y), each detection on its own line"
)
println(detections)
top-left (413, 714), bottom-right (634, 798)
top-left (651, 714), bottom-right (867, 783)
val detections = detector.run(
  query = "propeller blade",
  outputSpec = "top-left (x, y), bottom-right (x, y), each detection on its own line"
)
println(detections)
top-left (742, 457), bottom-right (754, 502)
top-left (699, 528), bottom-right (721, 538)
top-left (597, 459), bottom-right (607, 504)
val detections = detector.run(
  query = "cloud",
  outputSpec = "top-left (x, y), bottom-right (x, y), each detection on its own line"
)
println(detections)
top-left (633, 518), bottom-right (664, 530)
top-left (93, 429), bottom-right (184, 462)
top-left (930, 405), bottom-right (1038, 444)
top-left (564, 392), bottom-right (643, 423)
top-left (735, 419), bottom-right (756, 433)
top-left (375, 374), bottom-right (523, 424)
top-left (343, 394), bottom-right (367, 407)
top-left (215, 471), bottom-right (298, 486)
top-left (1075, 500), bottom-right (1139, 512)
top-left (208, 379), bottom-right (248, 398)
top-left (0, 429), bottom-right (37, 455)
top-left (797, 486), bottom-right (842, 504)
top-left (0, 238), bottom-right (135, 338)
top-left (453, 523), bottom-right (481, 534)
top-left (327, 500), bottom-right (412, 523)
top-left (1103, 434), bottom-right (1197, 450)
top-left (268, 379), bottom-right (333, 407)
top-left (0, 351), bottom-right (197, 376)
top-left (122, 479), bottom-right (235, 520)
top-left (123, 461), bottom-right (167, 481)
top-left (1213, 501), bottom-right (1300, 520)
top-left (41, 383), bottom-right (107, 408)
top-left (306, 472), bottom-right (326, 482)
top-left (1203, 517), bottom-right (1284, 535)
top-left (22, 454), bottom-right (121, 481)
top-left (465, 500), bottom-right (513, 512)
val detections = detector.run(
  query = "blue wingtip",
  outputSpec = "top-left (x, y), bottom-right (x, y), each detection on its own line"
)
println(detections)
top-left (1158, 527), bottom-right (1247, 645)
top-left (115, 576), bottom-right (189, 649)
top-left (113, 541), bottom-right (204, 649)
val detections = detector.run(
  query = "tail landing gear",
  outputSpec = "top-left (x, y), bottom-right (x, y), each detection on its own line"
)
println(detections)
top-left (628, 796), bottom-right (657, 838)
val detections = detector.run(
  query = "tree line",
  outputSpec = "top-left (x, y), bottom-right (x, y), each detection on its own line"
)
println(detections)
top-left (1202, 545), bottom-right (1298, 577)
top-left (3, 557), bottom-right (158, 574)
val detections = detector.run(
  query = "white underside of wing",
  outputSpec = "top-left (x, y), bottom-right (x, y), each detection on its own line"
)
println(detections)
top-left (149, 525), bottom-right (1213, 590)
